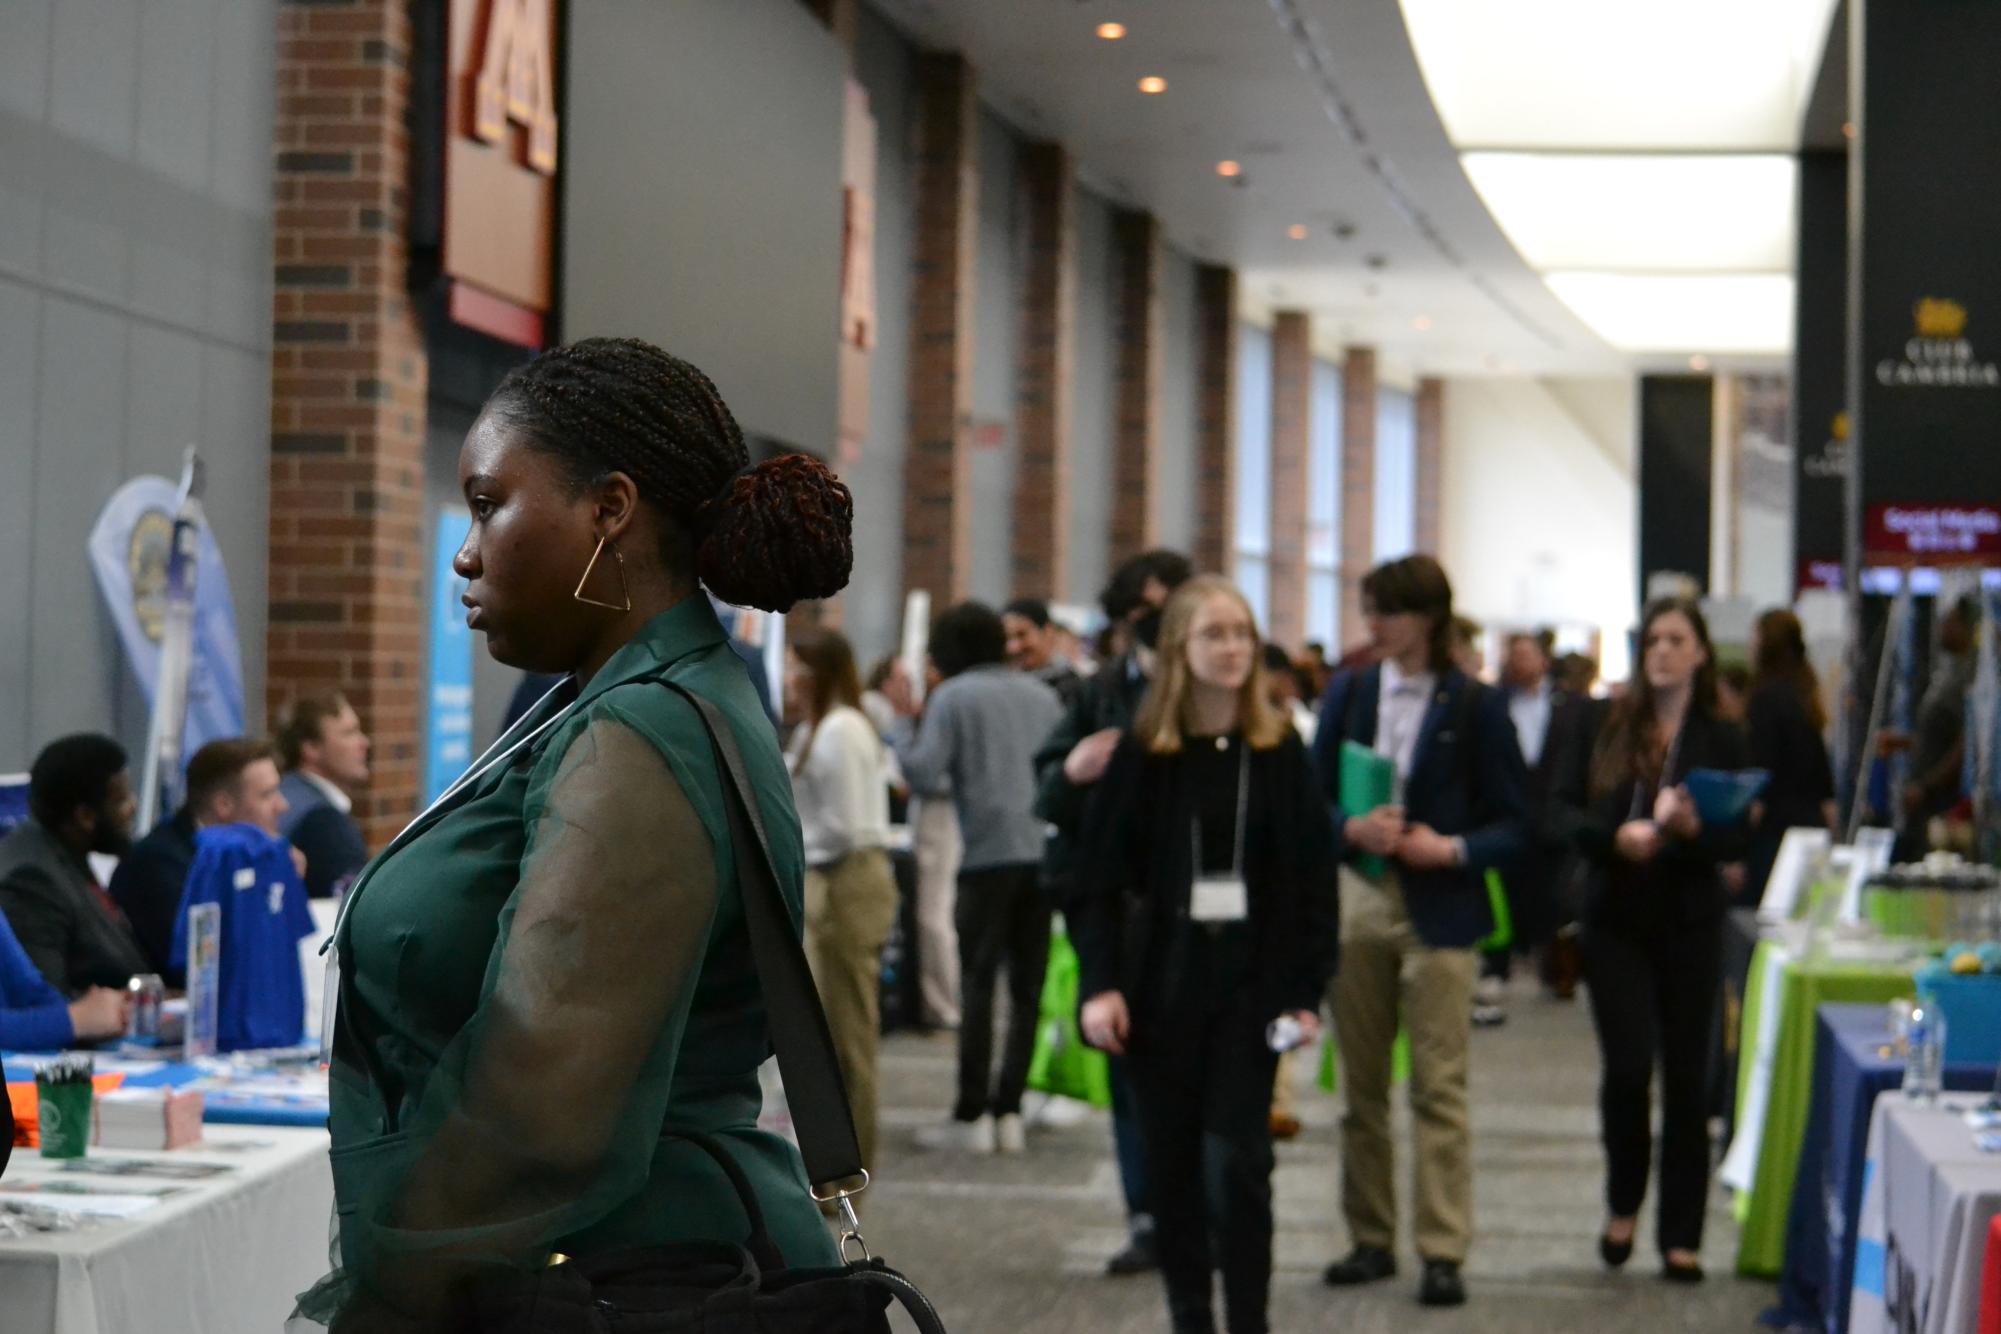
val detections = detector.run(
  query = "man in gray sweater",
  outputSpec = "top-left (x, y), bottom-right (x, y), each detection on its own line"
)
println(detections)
top-left (890, 601), bottom-right (1062, 1155)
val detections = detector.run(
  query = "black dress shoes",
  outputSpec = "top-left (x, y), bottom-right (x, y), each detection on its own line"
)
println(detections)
top-left (1418, 1259), bottom-right (1468, 1307)
top-left (1599, 1230), bottom-right (1635, 1268)
top-left (1322, 1245), bottom-right (1397, 1286)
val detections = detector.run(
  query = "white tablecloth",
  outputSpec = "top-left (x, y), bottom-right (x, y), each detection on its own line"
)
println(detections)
top-left (0, 1125), bottom-right (332, 1334)
top-left (1850, 1097), bottom-right (2001, 1334)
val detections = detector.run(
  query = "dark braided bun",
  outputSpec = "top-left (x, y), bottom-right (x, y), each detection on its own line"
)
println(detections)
top-left (487, 337), bottom-right (854, 612)
top-left (696, 454), bottom-right (853, 612)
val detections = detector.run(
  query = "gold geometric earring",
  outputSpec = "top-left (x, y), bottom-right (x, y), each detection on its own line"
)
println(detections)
top-left (573, 535), bottom-right (632, 612)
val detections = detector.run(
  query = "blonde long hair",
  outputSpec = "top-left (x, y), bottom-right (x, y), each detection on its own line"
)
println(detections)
top-left (1133, 576), bottom-right (1291, 755)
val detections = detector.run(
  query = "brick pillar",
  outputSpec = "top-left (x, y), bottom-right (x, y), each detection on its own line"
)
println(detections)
top-left (1193, 265), bottom-right (1238, 577)
top-left (1414, 377), bottom-right (1444, 555)
top-left (1109, 210), bottom-right (1163, 569)
top-left (1338, 347), bottom-right (1379, 648)
top-left (902, 54), bottom-right (977, 605)
top-left (1012, 143), bottom-right (1074, 601)
top-left (268, 1), bottom-right (428, 849)
top-left (1267, 312), bottom-right (1311, 650)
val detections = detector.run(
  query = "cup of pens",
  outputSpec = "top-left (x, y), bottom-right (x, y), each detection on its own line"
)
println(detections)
top-left (36, 1055), bottom-right (94, 1159)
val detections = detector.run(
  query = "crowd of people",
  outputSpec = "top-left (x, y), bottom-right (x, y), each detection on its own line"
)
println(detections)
top-left (6, 336), bottom-right (1973, 1334)
top-left (782, 539), bottom-right (1877, 1332)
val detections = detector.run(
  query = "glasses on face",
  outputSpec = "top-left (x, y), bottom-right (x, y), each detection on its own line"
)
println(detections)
top-left (1193, 623), bottom-right (1256, 648)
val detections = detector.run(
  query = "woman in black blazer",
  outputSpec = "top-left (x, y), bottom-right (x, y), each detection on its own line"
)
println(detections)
top-left (1554, 598), bottom-right (1751, 1282)
top-left (1074, 576), bottom-right (1338, 1334)
top-left (1743, 608), bottom-right (1837, 903)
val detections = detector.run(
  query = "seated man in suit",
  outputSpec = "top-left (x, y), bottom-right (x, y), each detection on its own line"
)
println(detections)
top-left (275, 691), bottom-right (372, 900)
top-left (0, 734), bottom-right (149, 997)
top-left (110, 739), bottom-right (293, 985)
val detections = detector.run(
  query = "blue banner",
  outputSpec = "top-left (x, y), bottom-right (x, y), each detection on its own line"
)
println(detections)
top-left (87, 476), bottom-right (246, 766)
top-left (424, 508), bottom-right (476, 806)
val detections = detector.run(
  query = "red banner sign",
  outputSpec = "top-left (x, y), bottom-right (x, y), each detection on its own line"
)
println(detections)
top-left (1864, 504), bottom-right (2001, 563)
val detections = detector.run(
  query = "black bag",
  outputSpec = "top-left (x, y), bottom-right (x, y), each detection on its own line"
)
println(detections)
top-left (474, 683), bottom-right (947, 1333)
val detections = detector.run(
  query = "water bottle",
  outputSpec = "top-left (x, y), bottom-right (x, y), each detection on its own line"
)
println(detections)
top-left (1904, 999), bottom-right (1947, 1103)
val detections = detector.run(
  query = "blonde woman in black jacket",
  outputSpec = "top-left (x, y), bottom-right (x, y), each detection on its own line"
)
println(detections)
top-left (1074, 576), bottom-right (1338, 1334)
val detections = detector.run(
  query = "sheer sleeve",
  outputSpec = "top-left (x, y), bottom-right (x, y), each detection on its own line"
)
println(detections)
top-left (320, 712), bottom-right (721, 1330)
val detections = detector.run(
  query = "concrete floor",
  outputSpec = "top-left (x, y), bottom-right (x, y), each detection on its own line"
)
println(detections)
top-left (853, 977), bottom-right (1775, 1333)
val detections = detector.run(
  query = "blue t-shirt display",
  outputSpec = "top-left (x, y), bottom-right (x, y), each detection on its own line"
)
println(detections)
top-left (171, 825), bottom-right (315, 1051)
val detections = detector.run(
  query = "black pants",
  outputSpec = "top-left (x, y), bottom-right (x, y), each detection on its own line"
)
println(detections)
top-left (953, 864), bottom-right (1050, 1121)
top-left (1128, 993), bottom-right (1278, 1334)
top-left (1583, 915), bottom-right (1723, 1254)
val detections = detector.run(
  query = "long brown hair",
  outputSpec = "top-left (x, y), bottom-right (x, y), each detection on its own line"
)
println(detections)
top-left (1751, 607), bottom-right (1828, 732)
top-left (1361, 554), bottom-right (1456, 674)
top-left (1589, 598), bottom-right (1720, 797)
top-left (788, 629), bottom-right (865, 774)
top-left (1133, 576), bottom-right (1290, 755)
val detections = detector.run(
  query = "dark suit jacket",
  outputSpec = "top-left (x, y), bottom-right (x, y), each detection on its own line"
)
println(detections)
top-left (108, 808), bottom-right (198, 985)
top-left (0, 819), bottom-right (151, 996)
top-left (1312, 664), bottom-right (1532, 948)
top-left (1550, 705), bottom-right (1754, 933)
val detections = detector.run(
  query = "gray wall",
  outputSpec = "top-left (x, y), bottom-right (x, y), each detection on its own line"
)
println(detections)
top-left (845, 5), bottom-right (918, 666)
top-left (1157, 245), bottom-right (1199, 554)
top-left (562, 0), bottom-right (844, 455)
top-left (1067, 188), bottom-right (1116, 609)
top-left (968, 110), bottom-right (1022, 608)
top-left (0, 0), bottom-right (275, 768)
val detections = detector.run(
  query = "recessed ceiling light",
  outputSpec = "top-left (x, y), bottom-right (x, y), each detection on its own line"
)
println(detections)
top-left (1689, 354), bottom-right (1712, 371)
top-left (1216, 159), bottom-right (1242, 178)
top-left (1413, 315), bottom-right (1434, 331)
top-left (1097, 22), bottom-right (1127, 40)
top-left (1287, 224), bottom-right (1308, 240)
top-left (1138, 76), bottom-right (1167, 95)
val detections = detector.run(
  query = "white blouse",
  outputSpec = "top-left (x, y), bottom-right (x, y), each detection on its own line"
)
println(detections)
top-left (785, 705), bottom-right (892, 867)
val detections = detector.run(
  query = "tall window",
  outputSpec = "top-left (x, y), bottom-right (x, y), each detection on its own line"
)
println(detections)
top-left (1306, 359), bottom-right (1343, 648)
top-left (1375, 385), bottom-right (1417, 561)
top-left (1233, 324), bottom-right (1273, 627)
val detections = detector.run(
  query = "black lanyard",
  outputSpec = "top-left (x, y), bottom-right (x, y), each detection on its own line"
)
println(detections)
top-left (1191, 740), bottom-right (1252, 878)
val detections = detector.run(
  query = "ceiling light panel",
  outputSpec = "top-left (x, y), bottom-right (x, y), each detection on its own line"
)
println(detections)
top-left (1544, 272), bottom-right (1794, 354)
top-left (1399, 0), bottom-right (1839, 149)
top-left (1462, 152), bottom-right (1796, 271)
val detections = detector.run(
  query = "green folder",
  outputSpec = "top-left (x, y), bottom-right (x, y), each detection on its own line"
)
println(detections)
top-left (1339, 741), bottom-right (1396, 880)
top-left (1336, 739), bottom-right (1513, 950)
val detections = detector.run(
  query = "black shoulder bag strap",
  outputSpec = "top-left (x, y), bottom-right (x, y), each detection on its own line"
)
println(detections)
top-left (659, 682), bottom-right (865, 1197)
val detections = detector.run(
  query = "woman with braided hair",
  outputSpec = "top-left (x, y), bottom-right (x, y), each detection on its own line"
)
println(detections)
top-left (294, 337), bottom-right (855, 1331)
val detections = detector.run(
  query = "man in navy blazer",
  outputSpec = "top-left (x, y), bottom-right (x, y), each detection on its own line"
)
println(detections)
top-left (1309, 555), bottom-right (1530, 1309)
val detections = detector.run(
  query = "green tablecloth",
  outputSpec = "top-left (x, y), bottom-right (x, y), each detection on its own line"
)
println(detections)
top-left (1729, 941), bottom-right (1913, 1276)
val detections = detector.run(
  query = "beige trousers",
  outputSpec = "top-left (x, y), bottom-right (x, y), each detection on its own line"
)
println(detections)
top-left (804, 848), bottom-right (901, 1172)
top-left (1331, 868), bottom-right (1478, 1263)
top-left (910, 797), bottom-right (963, 1028)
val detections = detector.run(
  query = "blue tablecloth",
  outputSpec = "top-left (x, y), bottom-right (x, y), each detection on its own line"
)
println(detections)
top-left (4, 1055), bottom-right (328, 1128)
top-left (1767, 1004), bottom-right (1990, 1334)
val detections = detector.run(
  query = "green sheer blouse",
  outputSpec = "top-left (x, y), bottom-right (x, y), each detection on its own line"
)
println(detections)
top-left (296, 597), bottom-right (838, 1329)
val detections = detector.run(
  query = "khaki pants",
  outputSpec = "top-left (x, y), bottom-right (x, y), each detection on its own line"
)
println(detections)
top-left (1331, 868), bottom-right (1478, 1263)
top-left (804, 848), bottom-right (900, 1172)
top-left (911, 798), bottom-right (962, 1028)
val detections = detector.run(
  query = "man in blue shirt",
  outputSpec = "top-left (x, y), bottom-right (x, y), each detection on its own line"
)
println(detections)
top-left (112, 739), bottom-right (297, 986)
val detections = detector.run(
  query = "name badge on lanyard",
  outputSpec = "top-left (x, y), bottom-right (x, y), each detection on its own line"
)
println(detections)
top-left (1191, 873), bottom-right (1250, 922)
top-left (1189, 740), bottom-right (1252, 923)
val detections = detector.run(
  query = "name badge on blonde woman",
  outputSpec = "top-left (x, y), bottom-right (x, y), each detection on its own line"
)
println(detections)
top-left (1191, 873), bottom-right (1249, 922)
